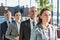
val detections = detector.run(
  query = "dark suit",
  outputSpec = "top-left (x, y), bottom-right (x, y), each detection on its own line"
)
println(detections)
top-left (0, 20), bottom-right (14, 40)
top-left (20, 19), bottom-right (31, 40)
top-left (0, 30), bottom-right (1, 40)
top-left (0, 31), bottom-right (1, 40)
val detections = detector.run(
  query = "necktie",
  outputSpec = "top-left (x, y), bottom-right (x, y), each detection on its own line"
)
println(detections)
top-left (32, 21), bottom-right (35, 26)
top-left (9, 21), bottom-right (10, 24)
top-left (8, 21), bottom-right (10, 27)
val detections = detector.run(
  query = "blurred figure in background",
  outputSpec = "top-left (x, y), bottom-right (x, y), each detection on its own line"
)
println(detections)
top-left (35, 8), bottom-right (57, 40)
top-left (5, 11), bottom-right (21, 40)
top-left (0, 10), bottom-right (14, 40)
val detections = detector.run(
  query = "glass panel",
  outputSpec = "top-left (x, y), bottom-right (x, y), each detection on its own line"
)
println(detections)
top-left (53, 0), bottom-right (57, 24)
top-left (59, 0), bottom-right (60, 24)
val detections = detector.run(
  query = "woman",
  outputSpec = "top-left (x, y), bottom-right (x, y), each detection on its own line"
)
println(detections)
top-left (35, 8), bottom-right (57, 40)
top-left (5, 11), bottom-right (21, 40)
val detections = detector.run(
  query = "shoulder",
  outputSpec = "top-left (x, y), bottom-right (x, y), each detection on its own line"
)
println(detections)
top-left (9, 22), bottom-right (15, 28)
top-left (35, 24), bottom-right (43, 32)
top-left (0, 21), bottom-right (7, 28)
top-left (49, 24), bottom-right (57, 30)
top-left (50, 24), bottom-right (57, 28)
top-left (23, 19), bottom-right (30, 22)
top-left (21, 19), bottom-right (30, 24)
top-left (1, 21), bottom-right (6, 25)
top-left (36, 24), bottom-right (43, 29)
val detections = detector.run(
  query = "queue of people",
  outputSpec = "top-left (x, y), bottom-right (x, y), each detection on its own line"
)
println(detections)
top-left (0, 6), bottom-right (57, 40)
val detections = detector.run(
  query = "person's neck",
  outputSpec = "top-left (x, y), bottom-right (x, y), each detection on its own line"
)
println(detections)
top-left (42, 22), bottom-right (49, 29)
top-left (6, 19), bottom-right (10, 21)
top-left (16, 20), bottom-right (20, 24)
top-left (30, 18), bottom-right (35, 21)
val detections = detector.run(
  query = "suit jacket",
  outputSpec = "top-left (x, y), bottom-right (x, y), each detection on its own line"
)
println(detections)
top-left (0, 21), bottom-right (10, 40)
top-left (20, 19), bottom-right (31, 40)
top-left (0, 20), bottom-right (14, 40)
top-left (5, 22), bottom-right (20, 40)
top-left (0, 24), bottom-right (2, 40)
top-left (35, 24), bottom-right (57, 40)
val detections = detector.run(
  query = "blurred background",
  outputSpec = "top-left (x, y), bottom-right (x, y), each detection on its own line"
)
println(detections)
top-left (0, 0), bottom-right (60, 26)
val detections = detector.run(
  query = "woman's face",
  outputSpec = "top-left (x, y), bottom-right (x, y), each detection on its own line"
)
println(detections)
top-left (14, 12), bottom-right (21, 21)
top-left (40, 10), bottom-right (51, 23)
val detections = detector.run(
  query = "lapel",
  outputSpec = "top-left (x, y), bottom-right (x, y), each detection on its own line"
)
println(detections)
top-left (26, 19), bottom-right (31, 30)
top-left (5, 19), bottom-right (14, 27)
top-left (37, 24), bottom-right (54, 40)
top-left (26, 19), bottom-right (31, 37)
top-left (49, 25), bottom-right (53, 39)
top-left (27, 19), bottom-right (31, 28)
top-left (38, 24), bottom-right (47, 40)
top-left (3, 21), bottom-right (8, 33)
top-left (5, 21), bottom-right (8, 28)
top-left (13, 22), bottom-right (18, 33)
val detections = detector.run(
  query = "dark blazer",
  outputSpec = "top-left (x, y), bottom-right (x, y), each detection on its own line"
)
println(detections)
top-left (20, 19), bottom-right (31, 40)
top-left (0, 20), bottom-right (14, 40)
top-left (0, 21), bottom-right (9, 40)
top-left (0, 24), bottom-right (2, 40)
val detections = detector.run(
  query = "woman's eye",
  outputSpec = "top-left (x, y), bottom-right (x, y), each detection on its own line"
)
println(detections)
top-left (44, 14), bottom-right (47, 16)
top-left (49, 14), bottom-right (51, 16)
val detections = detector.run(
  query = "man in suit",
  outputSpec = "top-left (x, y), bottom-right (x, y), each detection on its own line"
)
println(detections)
top-left (0, 10), bottom-right (14, 40)
top-left (20, 6), bottom-right (37, 40)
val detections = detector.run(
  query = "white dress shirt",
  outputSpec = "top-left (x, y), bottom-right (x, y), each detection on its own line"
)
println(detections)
top-left (16, 22), bottom-right (20, 34)
top-left (30, 18), bottom-right (37, 40)
top-left (30, 18), bottom-right (37, 29)
top-left (6, 19), bottom-right (12, 27)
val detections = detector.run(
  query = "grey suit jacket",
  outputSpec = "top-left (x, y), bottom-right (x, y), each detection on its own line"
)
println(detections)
top-left (5, 22), bottom-right (20, 40)
top-left (35, 24), bottom-right (57, 40)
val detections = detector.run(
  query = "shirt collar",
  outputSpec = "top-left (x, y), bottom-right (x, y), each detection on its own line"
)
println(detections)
top-left (15, 21), bottom-right (21, 25)
top-left (6, 19), bottom-right (12, 23)
top-left (41, 24), bottom-right (51, 30)
top-left (30, 18), bottom-right (36, 23)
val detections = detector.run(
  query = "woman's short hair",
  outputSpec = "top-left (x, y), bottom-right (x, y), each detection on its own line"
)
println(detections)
top-left (13, 11), bottom-right (21, 16)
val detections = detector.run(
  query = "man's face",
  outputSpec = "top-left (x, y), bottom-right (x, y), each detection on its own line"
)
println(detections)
top-left (4, 11), bottom-right (11, 20)
top-left (29, 7), bottom-right (37, 20)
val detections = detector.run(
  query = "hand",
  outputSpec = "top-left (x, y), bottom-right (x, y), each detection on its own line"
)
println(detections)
top-left (15, 36), bottom-right (19, 40)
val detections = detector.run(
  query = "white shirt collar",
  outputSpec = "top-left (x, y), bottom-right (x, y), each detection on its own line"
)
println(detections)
top-left (30, 18), bottom-right (37, 24)
top-left (16, 22), bottom-right (20, 34)
top-left (30, 18), bottom-right (37, 29)
top-left (41, 24), bottom-right (51, 30)
top-left (6, 19), bottom-right (12, 23)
